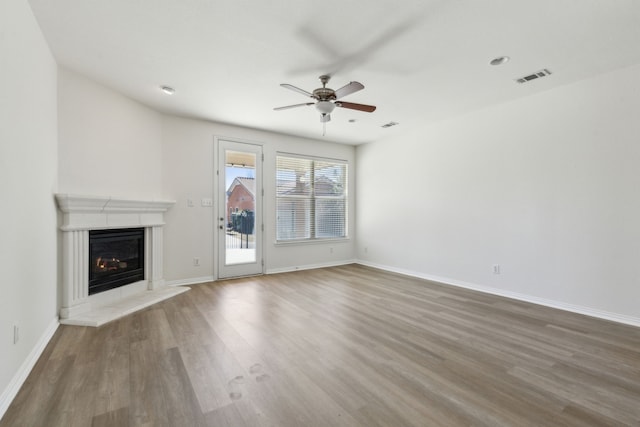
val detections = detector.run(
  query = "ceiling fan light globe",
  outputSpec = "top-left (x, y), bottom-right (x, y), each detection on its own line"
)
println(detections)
top-left (316, 101), bottom-right (336, 114)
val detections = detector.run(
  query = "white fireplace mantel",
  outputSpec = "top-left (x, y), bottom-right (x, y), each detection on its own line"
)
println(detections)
top-left (56, 193), bottom-right (176, 230)
top-left (55, 194), bottom-right (187, 326)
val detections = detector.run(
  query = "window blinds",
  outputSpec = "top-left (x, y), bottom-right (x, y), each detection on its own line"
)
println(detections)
top-left (276, 155), bottom-right (347, 241)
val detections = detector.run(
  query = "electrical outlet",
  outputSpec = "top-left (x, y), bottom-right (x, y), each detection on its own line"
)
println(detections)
top-left (13, 324), bottom-right (19, 344)
top-left (187, 199), bottom-right (194, 208)
top-left (329, 247), bottom-right (334, 254)
top-left (364, 247), bottom-right (368, 254)
top-left (493, 264), bottom-right (501, 274)
top-left (193, 257), bottom-right (200, 266)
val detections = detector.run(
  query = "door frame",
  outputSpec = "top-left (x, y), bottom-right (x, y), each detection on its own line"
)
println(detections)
top-left (214, 136), bottom-right (264, 279)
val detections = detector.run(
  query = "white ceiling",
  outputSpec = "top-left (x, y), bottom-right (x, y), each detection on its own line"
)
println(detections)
top-left (28, 0), bottom-right (640, 145)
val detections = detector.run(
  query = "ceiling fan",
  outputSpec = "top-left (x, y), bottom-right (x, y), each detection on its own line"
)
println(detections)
top-left (274, 75), bottom-right (376, 125)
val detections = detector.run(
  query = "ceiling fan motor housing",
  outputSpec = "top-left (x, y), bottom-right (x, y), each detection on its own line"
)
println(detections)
top-left (312, 87), bottom-right (336, 101)
top-left (313, 75), bottom-right (336, 101)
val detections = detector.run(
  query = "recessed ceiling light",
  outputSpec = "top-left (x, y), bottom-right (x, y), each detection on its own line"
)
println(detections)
top-left (160, 85), bottom-right (175, 95)
top-left (490, 56), bottom-right (510, 66)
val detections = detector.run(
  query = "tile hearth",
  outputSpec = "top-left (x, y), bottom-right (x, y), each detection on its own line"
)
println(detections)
top-left (60, 286), bottom-right (188, 327)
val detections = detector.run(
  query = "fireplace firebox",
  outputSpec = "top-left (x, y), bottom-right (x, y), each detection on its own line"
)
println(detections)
top-left (89, 228), bottom-right (145, 295)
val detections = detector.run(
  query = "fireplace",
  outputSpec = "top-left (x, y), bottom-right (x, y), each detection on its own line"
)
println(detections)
top-left (55, 194), bottom-right (187, 326)
top-left (89, 228), bottom-right (145, 295)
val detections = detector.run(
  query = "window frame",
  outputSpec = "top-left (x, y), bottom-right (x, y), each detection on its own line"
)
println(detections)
top-left (275, 152), bottom-right (348, 243)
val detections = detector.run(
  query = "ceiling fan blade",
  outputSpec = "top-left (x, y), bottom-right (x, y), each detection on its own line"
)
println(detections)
top-left (334, 81), bottom-right (364, 100)
top-left (335, 101), bottom-right (376, 112)
top-left (320, 113), bottom-right (331, 123)
top-left (280, 83), bottom-right (313, 98)
top-left (274, 102), bottom-right (315, 111)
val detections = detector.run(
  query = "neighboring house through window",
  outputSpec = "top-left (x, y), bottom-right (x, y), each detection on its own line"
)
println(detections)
top-left (227, 177), bottom-right (255, 220)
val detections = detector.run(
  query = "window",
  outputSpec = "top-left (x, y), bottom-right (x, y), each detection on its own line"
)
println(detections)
top-left (276, 154), bottom-right (347, 241)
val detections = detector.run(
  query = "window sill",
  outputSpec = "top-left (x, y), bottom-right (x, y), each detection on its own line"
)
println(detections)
top-left (274, 237), bottom-right (350, 247)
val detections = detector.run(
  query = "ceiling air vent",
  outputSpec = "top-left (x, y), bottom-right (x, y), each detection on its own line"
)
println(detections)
top-left (516, 69), bottom-right (552, 84)
top-left (381, 121), bottom-right (399, 128)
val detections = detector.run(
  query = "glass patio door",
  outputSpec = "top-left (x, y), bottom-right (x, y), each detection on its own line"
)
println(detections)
top-left (217, 139), bottom-right (263, 278)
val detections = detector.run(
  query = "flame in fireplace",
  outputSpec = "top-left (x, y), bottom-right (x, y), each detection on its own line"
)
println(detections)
top-left (96, 256), bottom-right (127, 271)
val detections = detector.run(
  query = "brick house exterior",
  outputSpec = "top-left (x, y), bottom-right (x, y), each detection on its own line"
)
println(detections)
top-left (227, 177), bottom-right (255, 220)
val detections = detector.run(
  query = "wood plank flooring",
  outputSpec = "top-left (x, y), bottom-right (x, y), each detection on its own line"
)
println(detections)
top-left (2, 264), bottom-right (640, 426)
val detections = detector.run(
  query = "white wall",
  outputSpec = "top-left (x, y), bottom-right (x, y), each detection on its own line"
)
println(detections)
top-left (0, 0), bottom-right (59, 416)
top-left (55, 72), bottom-right (356, 284)
top-left (356, 63), bottom-right (640, 324)
top-left (58, 68), bottom-right (164, 199)
top-left (161, 115), bottom-right (356, 283)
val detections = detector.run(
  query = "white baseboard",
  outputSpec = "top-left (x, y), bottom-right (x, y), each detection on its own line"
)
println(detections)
top-left (165, 275), bottom-right (215, 287)
top-left (165, 260), bottom-right (358, 284)
top-left (0, 317), bottom-right (59, 420)
top-left (356, 260), bottom-right (640, 328)
top-left (267, 259), bottom-right (357, 275)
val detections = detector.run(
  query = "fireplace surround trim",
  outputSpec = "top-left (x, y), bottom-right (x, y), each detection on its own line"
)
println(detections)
top-left (55, 194), bottom-right (177, 325)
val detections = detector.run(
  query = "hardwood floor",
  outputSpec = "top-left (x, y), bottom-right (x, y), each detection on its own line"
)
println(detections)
top-left (2, 264), bottom-right (640, 426)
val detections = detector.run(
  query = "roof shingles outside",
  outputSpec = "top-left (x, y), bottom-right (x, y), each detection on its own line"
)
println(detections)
top-left (227, 177), bottom-right (255, 197)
